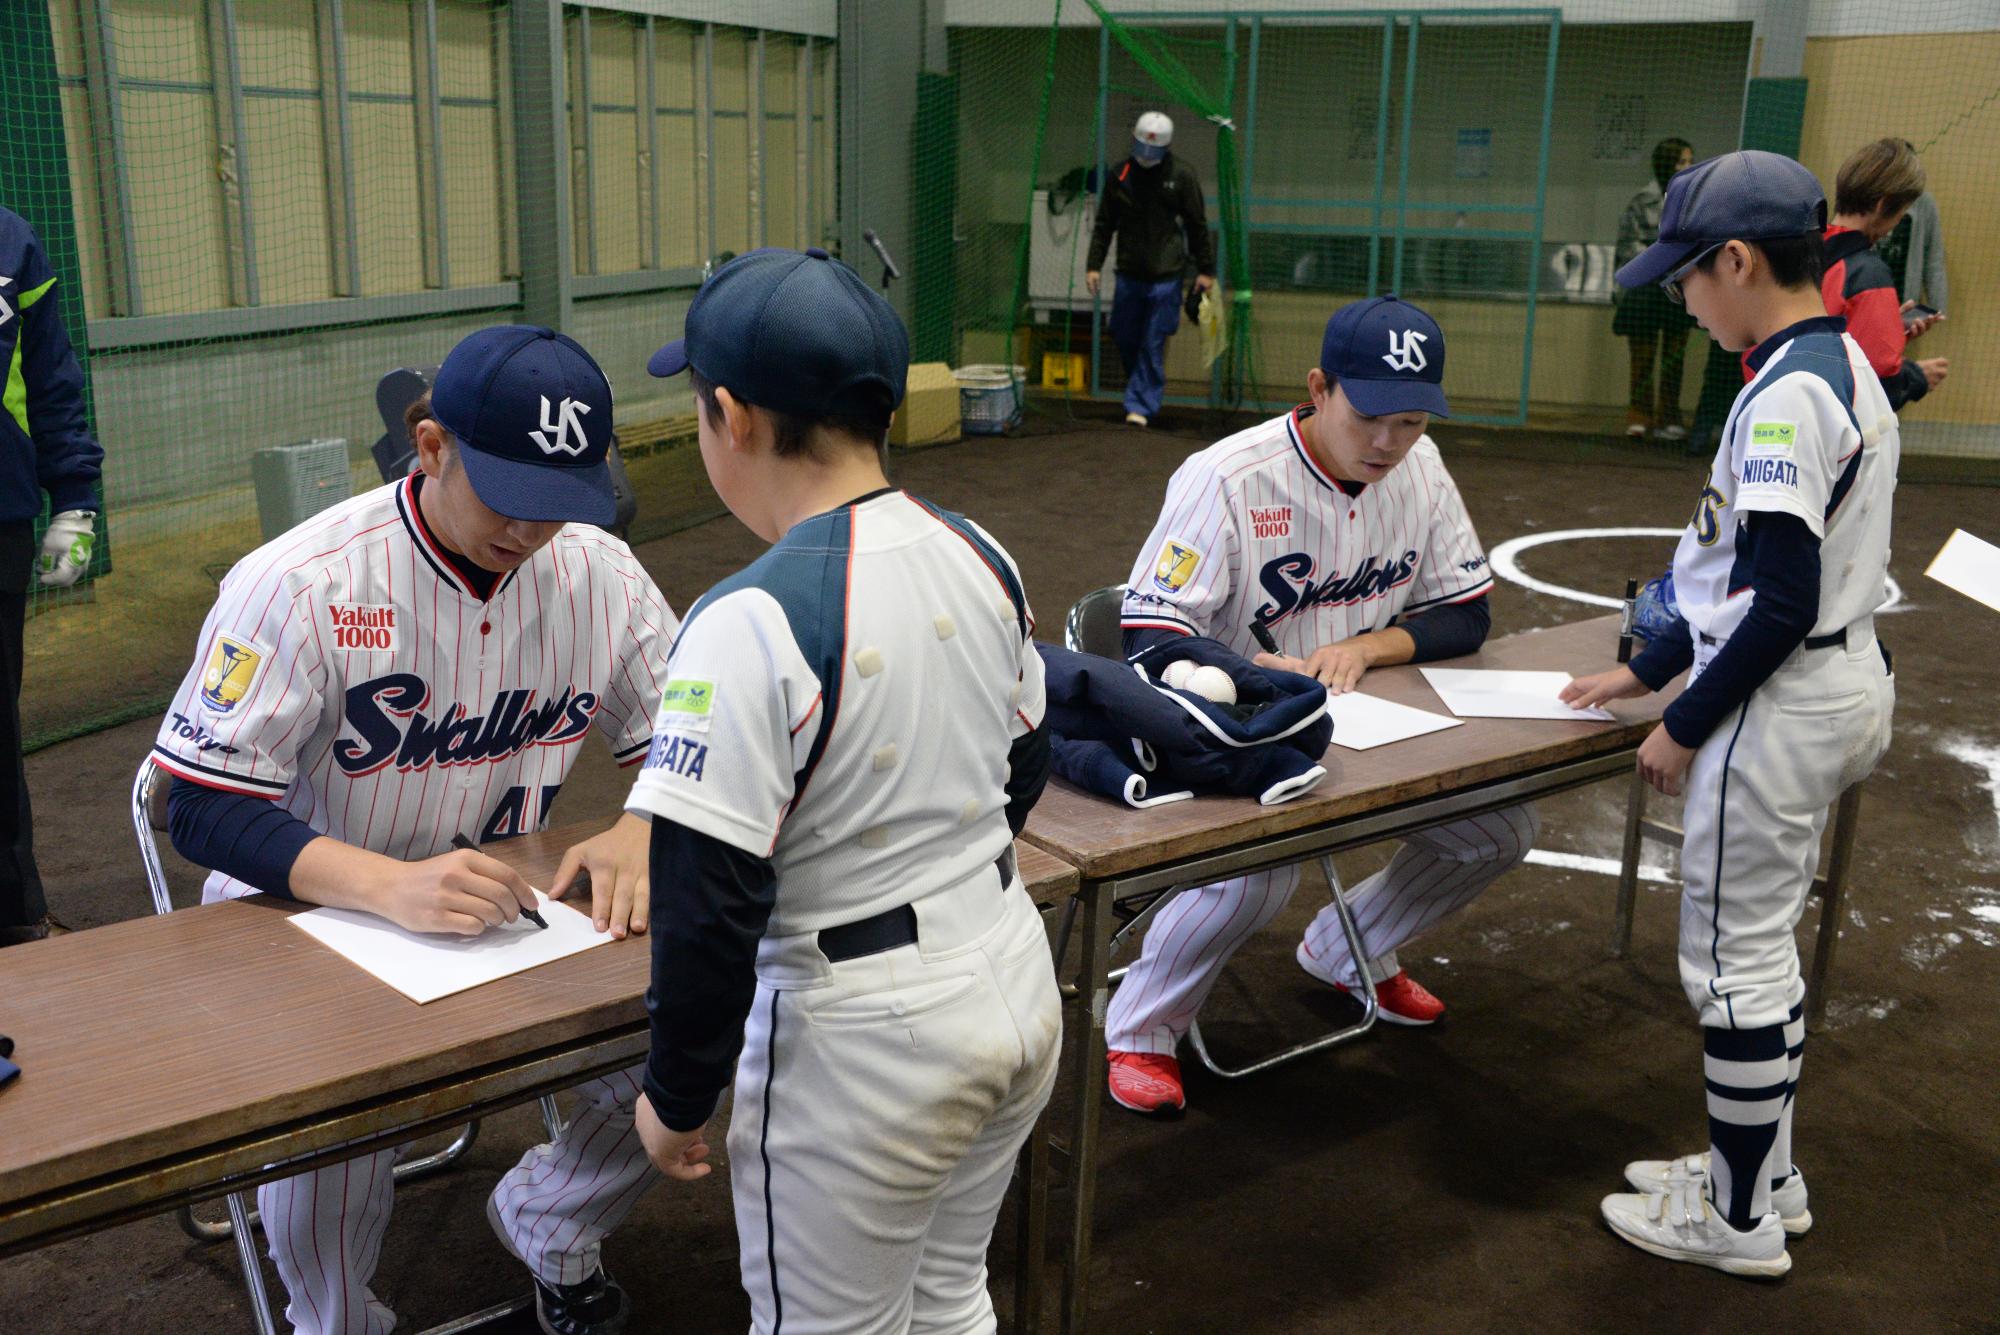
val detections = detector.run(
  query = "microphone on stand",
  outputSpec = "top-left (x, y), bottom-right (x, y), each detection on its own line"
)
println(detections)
top-left (863, 228), bottom-right (901, 289)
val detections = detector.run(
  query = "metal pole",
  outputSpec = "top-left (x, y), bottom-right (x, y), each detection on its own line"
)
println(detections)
top-left (1211, 19), bottom-right (1235, 410)
top-left (703, 23), bottom-right (717, 263)
top-left (81, 0), bottom-right (141, 315)
top-left (572, 9), bottom-right (596, 277)
top-left (1367, 17), bottom-right (1391, 298)
top-left (415, 0), bottom-right (450, 289)
top-left (1515, 12), bottom-right (1562, 425)
top-left (642, 17), bottom-right (660, 272)
top-left (802, 37), bottom-right (815, 246)
top-left (315, 0), bottom-right (361, 297)
top-left (1392, 15), bottom-right (1419, 294)
top-left (1090, 21), bottom-right (1108, 401)
top-left (795, 37), bottom-right (810, 247)
top-left (510, 0), bottom-right (572, 331)
top-left (752, 31), bottom-right (767, 249)
top-left (205, 0), bottom-right (259, 307)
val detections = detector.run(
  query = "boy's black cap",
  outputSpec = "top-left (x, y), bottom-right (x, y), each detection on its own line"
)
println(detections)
top-left (1617, 149), bottom-right (1827, 289)
top-left (648, 247), bottom-right (909, 417)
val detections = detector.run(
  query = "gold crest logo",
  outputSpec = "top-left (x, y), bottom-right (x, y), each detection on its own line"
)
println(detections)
top-left (199, 635), bottom-right (264, 714)
top-left (1153, 539), bottom-right (1202, 594)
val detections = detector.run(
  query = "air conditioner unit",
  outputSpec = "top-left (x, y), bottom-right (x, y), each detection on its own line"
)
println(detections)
top-left (252, 438), bottom-right (352, 541)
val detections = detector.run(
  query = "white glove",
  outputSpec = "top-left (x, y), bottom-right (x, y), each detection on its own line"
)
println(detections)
top-left (38, 510), bottom-right (96, 589)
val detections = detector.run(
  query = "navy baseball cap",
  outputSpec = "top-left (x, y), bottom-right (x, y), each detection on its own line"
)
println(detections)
top-left (431, 325), bottom-right (616, 525)
top-left (649, 247), bottom-right (908, 418)
top-left (1320, 295), bottom-right (1450, 418)
top-left (1616, 149), bottom-right (1827, 289)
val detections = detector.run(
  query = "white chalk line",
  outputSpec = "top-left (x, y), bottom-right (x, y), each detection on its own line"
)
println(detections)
top-left (1489, 527), bottom-right (1905, 614)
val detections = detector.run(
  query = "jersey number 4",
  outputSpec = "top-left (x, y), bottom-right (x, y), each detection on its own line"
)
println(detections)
top-left (482, 784), bottom-right (565, 841)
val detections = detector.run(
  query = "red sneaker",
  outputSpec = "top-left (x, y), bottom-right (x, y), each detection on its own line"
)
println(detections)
top-left (1340, 970), bottom-right (1445, 1026)
top-left (1107, 1050), bottom-right (1186, 1116)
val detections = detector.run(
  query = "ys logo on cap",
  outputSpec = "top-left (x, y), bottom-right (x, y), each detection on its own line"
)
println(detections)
top-left (530, 395), bottom-right (592, 457)
top-left (1382, 329), bottom-right (1428, 374)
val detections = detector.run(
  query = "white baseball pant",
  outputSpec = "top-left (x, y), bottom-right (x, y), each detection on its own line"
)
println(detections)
top-left (259, 1067), bottom-right (658, 1335)
top-left (728, 873), bottom-right (1062, 1335)
top-left (1677, 633), bottom-right (1893, 1031)
top-left (1107, 804), bottom-right (1540, 1055)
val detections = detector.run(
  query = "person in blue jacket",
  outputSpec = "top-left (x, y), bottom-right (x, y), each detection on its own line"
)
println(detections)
top-left (0, 206), bottom-right (105, 946)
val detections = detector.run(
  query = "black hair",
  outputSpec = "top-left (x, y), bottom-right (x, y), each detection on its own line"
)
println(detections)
top-left (1651, 137), bottom-right (1693, 190)
top-left (1696, 232), bottom-right (1824, 292)
top-left (688, 368), bottom-right (893, 460)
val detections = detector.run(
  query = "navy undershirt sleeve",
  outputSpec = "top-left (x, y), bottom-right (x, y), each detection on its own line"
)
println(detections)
top-left (643, 816), bottom-right (778, 1133)
top-left (1628, 617), bottom-right (1695, 691)
top-left (1004, 724), bottom-right (1051, 836)
top-left (1660, 511), bottom-right (1822, 748)
top-left (1398, 595), bottom-right (1492, 663)
top-left (1121, 624), bottom-right (1187, 660)
top-left (165, 778), bottom-right (320, 899)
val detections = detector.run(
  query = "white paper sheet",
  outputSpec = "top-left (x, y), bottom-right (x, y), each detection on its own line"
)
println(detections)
top-left (1925, 529), bottom-right (2000, 614)
top-left (288, 890), bottom-right (614, 1004)
top-left (1326, 691), bottom-right (1464, 751)
top-left (1419, 667), bottom-right (1615, 722)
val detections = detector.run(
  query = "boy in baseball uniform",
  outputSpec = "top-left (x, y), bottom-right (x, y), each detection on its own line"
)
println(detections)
top-left (1566, 151), bottom-right (1896, 1276)
top-left (629, 247), bottom-right (1061, 1333)
top-left (1108, 296), bottom-right (1540, 1115)
top-left (155, 327), bottom-right (678, 1334)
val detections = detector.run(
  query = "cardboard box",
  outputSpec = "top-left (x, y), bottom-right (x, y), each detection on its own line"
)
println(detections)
top-left (890, 362), bottom-right (962, 449)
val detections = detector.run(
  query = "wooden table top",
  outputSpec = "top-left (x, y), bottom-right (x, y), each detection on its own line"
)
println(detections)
top-left (0, 826), bottom-right (1074, 1213)
top-left (1021, 616), bottom-right (1674, 879)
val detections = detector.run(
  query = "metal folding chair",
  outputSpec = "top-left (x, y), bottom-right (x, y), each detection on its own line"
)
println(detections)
top-left (1057, 586), bottom-right (1378, 1078)
top-left (1611, 767), bottom-right (1865, 1032)
top-left (131, 757), bottom-right (567, 1331)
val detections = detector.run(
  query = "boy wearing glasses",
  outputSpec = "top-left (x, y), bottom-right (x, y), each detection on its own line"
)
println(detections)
top-left (1564, 151), bottom-right (1897, 1276)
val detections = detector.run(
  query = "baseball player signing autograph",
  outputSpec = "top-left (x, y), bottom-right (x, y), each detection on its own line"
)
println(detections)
top-left (1108, 296), bottom-right (1542, 1116)
top-left (1565, 152), bottom-right (1896, 1277)
top-left (629, 248), bottom-right (1061, 1333)
top-left (153, 327), bottom-right (679, 1335)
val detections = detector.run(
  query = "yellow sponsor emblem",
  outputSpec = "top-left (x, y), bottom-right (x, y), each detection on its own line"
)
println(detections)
top-left (1153, 539), bottom-right (1202, 594)
top-left (199, 634), bottom-right (265, 714)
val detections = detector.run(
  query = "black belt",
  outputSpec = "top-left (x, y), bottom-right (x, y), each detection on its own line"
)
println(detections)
top-left (816, 849), bottom-right (1017, 964)
top-left (1698, 629), bottom-right (1848, 650)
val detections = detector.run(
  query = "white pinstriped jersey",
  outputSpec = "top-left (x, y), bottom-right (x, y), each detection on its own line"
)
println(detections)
top-left (153, 474), bottom-right (678, 902)
top-left (1120, 407), bottom-right (1493, 658)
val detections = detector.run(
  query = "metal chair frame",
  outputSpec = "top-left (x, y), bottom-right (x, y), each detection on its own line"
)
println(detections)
top-left (130, 758), bottom-right (566, 1332)
top-left (1611, 767), bottom-right (1864, 1033)
top-left (1059, 586), bottom-right (1379, 1078)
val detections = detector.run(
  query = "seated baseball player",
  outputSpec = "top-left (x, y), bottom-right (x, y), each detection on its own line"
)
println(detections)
top-left (153, 326), bottom-right (678, 1335)
top-left (1107, 295), bottom-right (1541, 1116)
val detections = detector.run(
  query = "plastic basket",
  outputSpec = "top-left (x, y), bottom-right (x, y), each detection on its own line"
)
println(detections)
top-left (955, 364), bottom-right (1026, 435)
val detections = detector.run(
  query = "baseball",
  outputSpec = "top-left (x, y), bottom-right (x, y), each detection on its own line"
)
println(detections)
top-left (1184, 664), bottom-right (1238, 705)
top-left (1161, 659), bottom-right (1198, 689)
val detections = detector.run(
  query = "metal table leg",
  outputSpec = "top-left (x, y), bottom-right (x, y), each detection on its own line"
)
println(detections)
top-left (1013, 1108), bottom-right (1050, 1334)
top-left (1060, 877), bottom-right (1113, 1335)
top-left (1612, 768), bottom-right (1648, 958)
top-left (1806, 783), bottom-right (1864, 1032)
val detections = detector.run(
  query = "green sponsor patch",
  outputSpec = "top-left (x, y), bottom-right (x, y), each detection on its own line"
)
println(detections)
top-left (1749, 421), bottom-right (1796, 449)
top-left (659, 678), bottom-right (716, 717)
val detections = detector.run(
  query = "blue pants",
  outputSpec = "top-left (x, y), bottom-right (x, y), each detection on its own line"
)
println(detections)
top-left (1108, 275), bottom-right (1183, 419)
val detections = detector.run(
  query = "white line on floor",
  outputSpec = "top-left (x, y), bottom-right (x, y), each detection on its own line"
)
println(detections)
top-left (1524, 848), bottom-right (1675, 884)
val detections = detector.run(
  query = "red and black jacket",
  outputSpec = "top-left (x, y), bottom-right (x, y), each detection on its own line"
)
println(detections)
top-left (1821, 224), bottom-right (1929, 409)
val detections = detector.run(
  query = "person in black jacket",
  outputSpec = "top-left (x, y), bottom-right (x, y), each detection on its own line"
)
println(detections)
top-left (0, 207), bottom-right (103, 947)
top-left (1086, 111), bottom-right (1216, 428)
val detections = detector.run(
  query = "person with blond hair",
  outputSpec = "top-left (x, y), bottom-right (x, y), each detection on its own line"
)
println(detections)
top-left (1821, 137), bottom-right (1947, 409)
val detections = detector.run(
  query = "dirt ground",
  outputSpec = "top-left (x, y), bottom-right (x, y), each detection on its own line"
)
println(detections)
top-left (3, 408), bottom-right (1997, 1333)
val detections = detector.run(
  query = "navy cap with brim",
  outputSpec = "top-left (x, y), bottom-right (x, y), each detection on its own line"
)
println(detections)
top-left (1338, 374), bottom-right (1450, 419)
top-left (456, 439), bottom-right (616, 526)
top-left (648, 338), bottom-right (689, 378)
top-left (1615, 237), bottom-right (1712, 291)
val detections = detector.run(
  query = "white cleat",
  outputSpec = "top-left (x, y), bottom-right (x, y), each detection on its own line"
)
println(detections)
top-left (1124, 412), bottom-right (1149, 428)
top-left (1600, 1181), bottom-right (1792, 1278)
top-left (1623, 1152), bottom-right (1812, 1235)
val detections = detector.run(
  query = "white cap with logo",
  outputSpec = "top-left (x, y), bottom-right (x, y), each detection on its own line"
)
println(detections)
top-left (1133, 111), bottom-right (1174, 164)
